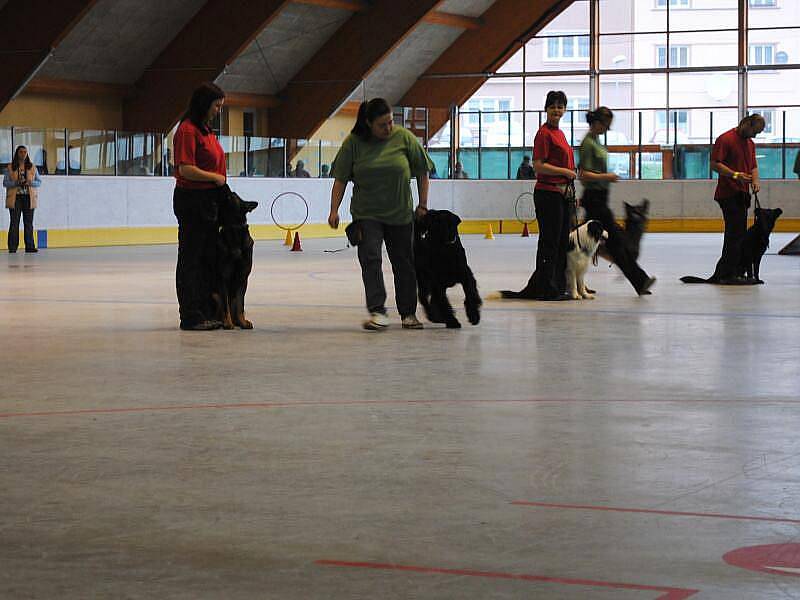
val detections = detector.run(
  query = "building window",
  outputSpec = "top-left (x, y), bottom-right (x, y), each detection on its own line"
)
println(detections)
top-left (760, 110), bottom-right (775, 134)
top-left (749, 44), bottom-right (775, 65)
top-left (465, 98), bottom-right (513, 125)
top-left (749, 0), bottom-right (776, 6)
top-left (657, 45), bottom-right (689, 68)
top-left (545, 34), bottom-right (590, 60)
top-left (656, 0), bottom-right (690, 7)
top-left (656, 110), bottom-right (689, 134)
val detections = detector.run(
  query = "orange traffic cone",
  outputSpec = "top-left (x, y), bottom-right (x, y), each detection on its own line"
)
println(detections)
top-left (521, 223), bottom-right (530, 237)
top-left (484, 223), bottom-right (495, 240)
top-left (284, 229), bottom-right (293, 246)
top-left (290, 231), bottom-right (303, 252)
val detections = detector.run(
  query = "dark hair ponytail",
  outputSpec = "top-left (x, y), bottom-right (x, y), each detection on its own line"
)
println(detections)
top-left (351, 98), bottom-right (391, 141)
top-left (586, 106), bottom-right (613, 126)
top-left (180, 82), bottom-right (225, 130)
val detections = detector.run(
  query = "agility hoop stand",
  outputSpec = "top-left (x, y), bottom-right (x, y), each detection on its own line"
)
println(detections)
top-left (271, 191), bottom-right (309, 252)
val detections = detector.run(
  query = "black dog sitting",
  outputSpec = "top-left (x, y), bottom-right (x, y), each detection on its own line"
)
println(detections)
top-left (414, 209), bottom-right (481, 328)
top-left (213, 187), bottom-right (258, 329)
top-left (681, 206), bottom-right (782, 284)
top-left (738, 206), bottom-right (782, 283)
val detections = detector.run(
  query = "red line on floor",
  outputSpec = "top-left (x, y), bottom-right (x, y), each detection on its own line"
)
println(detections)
top-left (315, 559), bottom-right (699, 599)
top-left (511, 501), bottom-right (800, 525)
top-left (1, 396), bottom-right (799, 420)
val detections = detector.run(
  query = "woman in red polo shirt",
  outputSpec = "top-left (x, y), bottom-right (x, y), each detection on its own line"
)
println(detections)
top-left (503, 91), bottom-right (576, 300)
top-left (172, 82), bottom-right (227, 330)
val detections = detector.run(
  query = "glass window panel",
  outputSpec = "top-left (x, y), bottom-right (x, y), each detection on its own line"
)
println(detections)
top-left (748, 28), bottom-right (798, 68)
top-left (527, 35), bottom-right (590, 69)
top-left (13, 128), bottom-right (64, 175)
top-left (748, 67), bottom-right (800, 111)
top-left (459, 113), bottom-right (479, 147)
top-left (600, 33), bottom-right (667, 70)
top-left (480, 149), bottom-right (511, 179)
top-left (749, 2), bottom-right (799, 28)
top-left (524, 75), bottom-right (589, 113)
top-left (539, 0), bottom-right (589, 35)
top-left (600, 0), bottom-right (661, 34)
top-left (428, 121), bottom-right (451, 148)
top-left (67, 130), bottom-right (115, 175)
top-left (785, 109), bottom-right (800, 178)
top-left (0, 128), bottom-right (12, 165)
top-left (116, 132), bottom-right (159, 176)
top-left (247, 137), bottom-right (270, 176)
top-left (628, 73), bottom-right (667, 111)
top-left (428, 149), bottom-right (450, 178)
top-left (497, 45), bottom-right (523, 74)
top-left (668, 31), bottom-right (737, 67)
top-left (670, 0), bottom-right (737, 32)
top-left (456, 148), bottom-right (477, 179)
top-left (669, 71), bottom-right (737, 109)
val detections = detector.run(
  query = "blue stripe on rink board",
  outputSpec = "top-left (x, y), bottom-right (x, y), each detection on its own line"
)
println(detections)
top-left (37, 230), bottom-right (47, 249)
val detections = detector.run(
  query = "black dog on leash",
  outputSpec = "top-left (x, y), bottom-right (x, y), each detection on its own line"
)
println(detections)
top-left (213, 187), bottom-right (258, 329)
top-left (739, 206), bottom-right (783, 283)
top-left (681, 206), bottom-right (782, 284)
top-left (414, 209), bottom-right (481, 328)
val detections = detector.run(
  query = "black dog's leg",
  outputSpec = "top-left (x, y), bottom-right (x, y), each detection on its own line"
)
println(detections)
top-left (417, 269), bottom-right (437, 323)
top-left (754, 255), bottom-right (764, 284)
top-left (462, 268), bottom-right (482, 326)
top-left (432, 285), bottom-right (460, 329)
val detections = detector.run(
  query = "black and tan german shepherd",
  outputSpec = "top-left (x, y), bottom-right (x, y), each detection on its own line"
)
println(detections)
top-left (213, 187), bottom-right (258, 329)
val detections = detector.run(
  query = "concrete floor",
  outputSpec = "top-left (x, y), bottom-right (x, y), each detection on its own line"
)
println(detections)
top-left (1, 233), bottom-right (799, 599)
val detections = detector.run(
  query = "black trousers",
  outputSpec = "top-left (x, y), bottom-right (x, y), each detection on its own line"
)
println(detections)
top-left (8, 195), bottom-right (35, 252)
top-left (357, 219), bottom-right (417, 317)
top-left (582, 188), bottom-right (649, 291)
top-left (528, 189), bottom-right (571, 298)
top-left (173, 186), bottom-right (220, 325)
top-left (711, 193), bottom-right (749, 281)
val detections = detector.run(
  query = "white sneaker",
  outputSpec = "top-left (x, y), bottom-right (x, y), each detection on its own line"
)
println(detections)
top-left (401, 314), bottom-right (423, 329)
top-left (363, 312), bottom-right (390, 330)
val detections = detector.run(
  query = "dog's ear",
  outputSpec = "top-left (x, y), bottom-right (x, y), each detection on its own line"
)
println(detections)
top-left (446, 211), bottom-right (462, 227)
top-left (641, 198), bottom-right (650, 211)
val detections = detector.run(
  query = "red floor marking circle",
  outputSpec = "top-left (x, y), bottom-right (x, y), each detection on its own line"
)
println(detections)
top-left (723, 543), bottom-right (800, 577)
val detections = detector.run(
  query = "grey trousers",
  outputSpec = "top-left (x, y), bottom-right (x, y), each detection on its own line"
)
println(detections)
top-left (357, 219), bottom-right (417, 317)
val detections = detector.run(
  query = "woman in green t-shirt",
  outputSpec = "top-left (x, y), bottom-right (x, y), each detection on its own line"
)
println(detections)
top-left (579, 107), bottom-right (655, 296)
top-left (328, 98), bottom-right (434, 330)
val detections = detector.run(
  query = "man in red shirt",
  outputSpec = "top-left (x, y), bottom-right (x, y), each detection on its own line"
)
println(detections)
top-left (709, 114), bottom-right (764, 284)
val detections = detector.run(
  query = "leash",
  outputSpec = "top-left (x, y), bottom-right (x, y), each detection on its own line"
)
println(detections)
top-left (564, 181), bottom-right (582, 251)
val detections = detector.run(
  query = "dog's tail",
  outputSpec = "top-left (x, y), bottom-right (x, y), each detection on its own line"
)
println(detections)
top-left (680, 276), bottom-right (711, 284)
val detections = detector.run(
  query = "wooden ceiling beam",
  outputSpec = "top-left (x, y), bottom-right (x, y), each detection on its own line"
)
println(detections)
top-left (123, 0), bottom-right (292, 132)
top-left (293, 0), bottom-right (481, 29)
top-left (0, 0), bottom-right (98, 112)
top-left (268, 0), bottom-right (443, 139)
top-left (399, 0), bottom-right (574, 137)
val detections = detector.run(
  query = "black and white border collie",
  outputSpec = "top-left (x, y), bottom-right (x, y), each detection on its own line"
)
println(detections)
top-left (566, 220), bottom-right (607, 300)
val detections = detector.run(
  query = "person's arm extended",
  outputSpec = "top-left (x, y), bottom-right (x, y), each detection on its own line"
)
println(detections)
top-left (579, 168), bottom-right (617, 183)
top-left (178, 164), bottom-right (225, 186)
top-left (415, 171), bottom-right (429, 216)
top-left (534, 159), bottom-right (576, 180)
top-left (711, 160), bottom-right (751, 182)
top-left (328, 179), bottom-right (347, 228)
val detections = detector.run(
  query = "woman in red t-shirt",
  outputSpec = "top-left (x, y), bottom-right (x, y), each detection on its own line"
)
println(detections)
top-left (503, 91), bottom-right (576, 300)
top-left (172, 82), bottom-right (227, 330)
